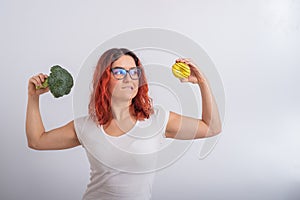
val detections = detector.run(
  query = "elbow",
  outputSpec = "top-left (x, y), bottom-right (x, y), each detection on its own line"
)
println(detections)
top-left (27, 141), bottom-right (39, 150)
top-left (210, 119), bottom-right (222, 136)
top-left (26, 131), bottom-right (45, 150)
top-left (213, 128), bottom-right (222, 136)
top-left (27, 139), bottom-right (42, 150)
top-left (208, 126), bottom-right (222, 137)
top-left (213, 126), bottom-right (222, 136)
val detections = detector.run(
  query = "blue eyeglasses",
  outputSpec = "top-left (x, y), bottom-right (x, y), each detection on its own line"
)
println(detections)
top-left (110, 67), bottom-right (141, 80)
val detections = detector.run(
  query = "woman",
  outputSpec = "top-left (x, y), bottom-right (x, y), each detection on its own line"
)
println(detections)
top-left (26, 48), bottom-right (222, 199)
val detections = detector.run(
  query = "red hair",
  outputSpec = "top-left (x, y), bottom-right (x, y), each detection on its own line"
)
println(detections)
top-left (88, 48), bottom-right (153, 125)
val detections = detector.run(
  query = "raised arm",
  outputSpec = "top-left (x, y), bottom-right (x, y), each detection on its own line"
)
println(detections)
top-left (26, 73), bottom-right (80, 150)
top-left (165, 58), bottom-right (222, 139)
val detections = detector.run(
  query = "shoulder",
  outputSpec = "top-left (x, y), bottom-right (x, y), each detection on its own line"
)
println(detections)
top-left (145, 105), bottom-right (170, 133)
top-left (152, 104), bottom-right (169, 121)
top-left (74, 115), bottom-right (96, 136)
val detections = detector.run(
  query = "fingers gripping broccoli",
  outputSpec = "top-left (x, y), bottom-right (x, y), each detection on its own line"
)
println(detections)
top-left (36, 65), bottom-right (74, 98)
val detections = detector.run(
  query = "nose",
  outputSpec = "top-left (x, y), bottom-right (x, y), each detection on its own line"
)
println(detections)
top-left (122, 72), bottom-right (131, 82)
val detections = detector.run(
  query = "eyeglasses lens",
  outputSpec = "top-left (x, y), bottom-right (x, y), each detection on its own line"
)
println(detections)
top-left (111, 68), bottom-right (141, 80)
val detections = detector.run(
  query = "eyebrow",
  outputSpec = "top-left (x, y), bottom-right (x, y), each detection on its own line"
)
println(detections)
top-left (111, 66), bottom-right (138, 70)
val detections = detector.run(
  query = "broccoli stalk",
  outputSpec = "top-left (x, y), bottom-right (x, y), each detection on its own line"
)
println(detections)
top-left (36, 65), bottom-right (74, 98)
top-left (36, 78), bottom-right (49, 89)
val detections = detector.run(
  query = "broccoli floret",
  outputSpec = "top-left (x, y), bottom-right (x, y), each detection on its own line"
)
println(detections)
top-left (36, 65), bottom-right (74, 98)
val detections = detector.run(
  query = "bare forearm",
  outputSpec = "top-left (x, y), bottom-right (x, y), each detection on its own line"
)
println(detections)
top-left (198, 78), bottom-right (222, 134)
top-left (26, 95), bottom-right (45, 146)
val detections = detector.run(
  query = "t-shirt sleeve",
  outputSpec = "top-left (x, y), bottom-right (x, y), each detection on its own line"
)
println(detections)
top-left (74, 115), bottom-right (90, 147)
top-left (153, 105), bottom-right (170, 138)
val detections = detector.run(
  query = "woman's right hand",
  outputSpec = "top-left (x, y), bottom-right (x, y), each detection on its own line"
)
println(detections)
top-left (28, 73), bottom-right (49, 97)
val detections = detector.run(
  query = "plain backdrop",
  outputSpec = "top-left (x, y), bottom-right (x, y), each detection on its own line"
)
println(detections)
top-left (1, 0), bottom-right (300, 200)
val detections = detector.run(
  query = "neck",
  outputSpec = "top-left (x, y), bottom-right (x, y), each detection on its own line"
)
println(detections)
top-left (111, 99), bottom-right (134, 121)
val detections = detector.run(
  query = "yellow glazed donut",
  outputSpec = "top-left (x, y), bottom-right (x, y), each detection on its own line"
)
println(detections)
top-left (172, 62), bottom-right (191, 79)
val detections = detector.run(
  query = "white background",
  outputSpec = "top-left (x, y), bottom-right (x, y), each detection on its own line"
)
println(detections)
top-left (1, 0), bottom-right (300, 199)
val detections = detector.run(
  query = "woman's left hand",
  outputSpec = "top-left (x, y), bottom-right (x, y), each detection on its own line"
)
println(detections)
top-left (175, 58), bottom-right (206, 84)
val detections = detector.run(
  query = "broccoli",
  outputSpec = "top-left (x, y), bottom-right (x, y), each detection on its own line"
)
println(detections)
top-left (36, 65), bottom-right (74, 98)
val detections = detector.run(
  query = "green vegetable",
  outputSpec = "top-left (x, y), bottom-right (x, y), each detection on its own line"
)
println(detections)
top-left (36, 65), bottom-right (74, 98)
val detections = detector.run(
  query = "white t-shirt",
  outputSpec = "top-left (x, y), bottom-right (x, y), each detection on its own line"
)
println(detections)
top-left (74, 105), bottom-right (169, 200)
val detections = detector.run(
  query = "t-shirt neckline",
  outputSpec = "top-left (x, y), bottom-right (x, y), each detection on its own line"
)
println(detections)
top-left (100, 120), bottom-right (140, 138)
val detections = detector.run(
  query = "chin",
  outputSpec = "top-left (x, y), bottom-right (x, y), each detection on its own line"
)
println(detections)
top-left (113, 93), bottom-right (137, 102)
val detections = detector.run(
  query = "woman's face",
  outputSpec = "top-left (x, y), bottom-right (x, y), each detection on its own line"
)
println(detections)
top-left (109, 55), bottom-right (139, 102)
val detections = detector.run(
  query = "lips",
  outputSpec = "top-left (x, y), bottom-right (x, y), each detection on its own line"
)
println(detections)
top-left (121, 86), bottom-right (134, 90)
